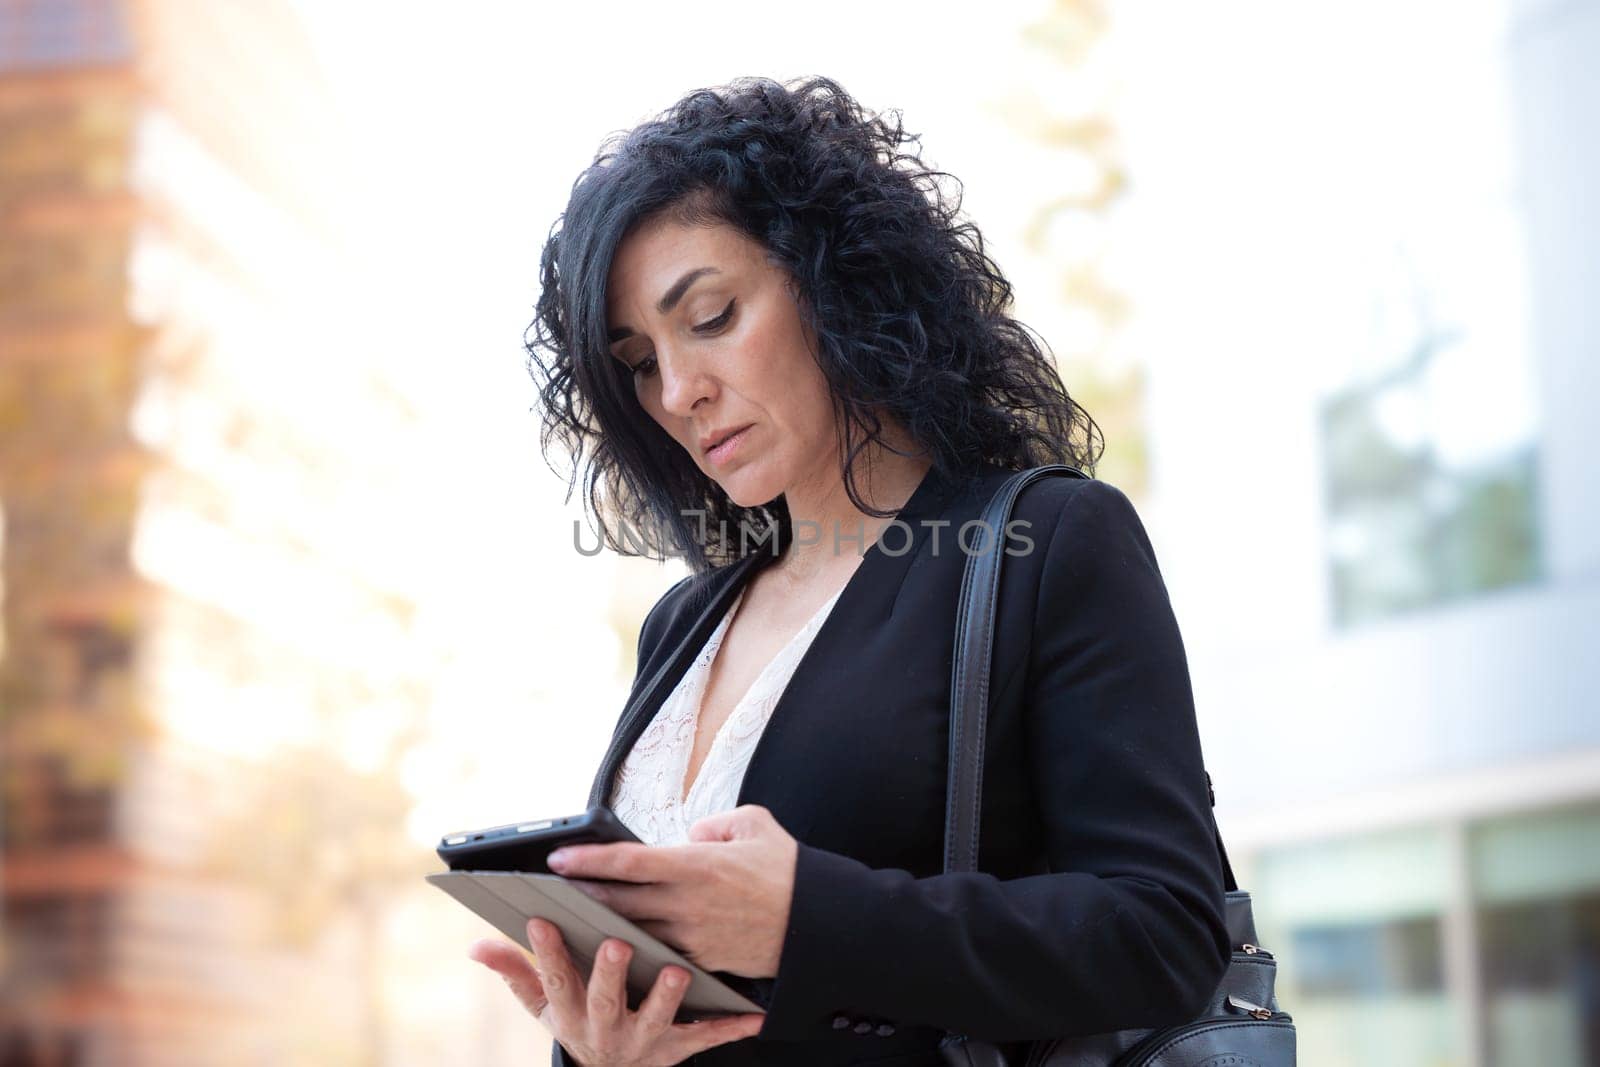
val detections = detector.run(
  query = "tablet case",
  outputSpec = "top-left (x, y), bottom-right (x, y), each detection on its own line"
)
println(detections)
top-left (427, 871), bottom-right (766, 1019)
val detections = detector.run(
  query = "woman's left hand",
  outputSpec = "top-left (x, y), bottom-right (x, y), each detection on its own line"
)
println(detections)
top-left (547, 804), bottom-right (798, 980)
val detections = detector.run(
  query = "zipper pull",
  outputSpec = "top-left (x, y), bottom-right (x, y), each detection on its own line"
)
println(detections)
top-left (1226, 995), bottom-right (1274, 1020)
top-left (1239, 942), bottom-right (1275, 958)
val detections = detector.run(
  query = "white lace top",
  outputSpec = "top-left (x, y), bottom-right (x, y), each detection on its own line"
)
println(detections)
top-left (608, 582), bottom-right (846, 846)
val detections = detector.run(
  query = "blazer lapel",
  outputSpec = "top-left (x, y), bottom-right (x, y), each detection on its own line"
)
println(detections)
top-left (585, 547), bottom-right (769, 809)
top-left (733, 463), bottom-right (971, 837)
top-left (585, 461), bottom-right (975, 823)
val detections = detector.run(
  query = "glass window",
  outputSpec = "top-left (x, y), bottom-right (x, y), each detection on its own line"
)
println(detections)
top-left (0, 0), bottom-right (134, 73)
top-left (1293, 915), bottom-right (1443, 996)
top-left (1471, 802), bottom-right (1600, 1066)
top-left (1320, 323), bottom-right (1543, 628)
top-left (1252, 824), bottom-right (1464, 1067)
top-left (1, 891), bottom-right (111, 984)
top-left (1311, 0), bottom-right (1544, 630)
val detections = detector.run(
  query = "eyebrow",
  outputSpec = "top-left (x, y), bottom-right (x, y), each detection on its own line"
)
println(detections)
top-left (607, 266), bottom-right (722, 344)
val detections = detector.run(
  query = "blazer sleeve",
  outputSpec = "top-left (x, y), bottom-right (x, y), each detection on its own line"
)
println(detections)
top-left (756, 478), bottom-right (1232, 1043)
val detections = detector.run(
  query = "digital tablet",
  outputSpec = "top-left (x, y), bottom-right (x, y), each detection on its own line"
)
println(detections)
top-left (428, 869), bottom-right (766, 1020)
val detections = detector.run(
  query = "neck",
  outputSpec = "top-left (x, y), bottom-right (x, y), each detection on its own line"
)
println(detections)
top-left (774, 435), bottom-right (933, 586)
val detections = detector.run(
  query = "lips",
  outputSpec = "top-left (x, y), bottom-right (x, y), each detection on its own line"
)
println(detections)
top-left (702, 425), bottom-right (754, 469)
top-left (700, 424), bottom-right (752, 456)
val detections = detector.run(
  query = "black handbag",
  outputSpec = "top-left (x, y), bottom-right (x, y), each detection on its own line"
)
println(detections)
top-left (938, 464), bottom-right (1297, 1067)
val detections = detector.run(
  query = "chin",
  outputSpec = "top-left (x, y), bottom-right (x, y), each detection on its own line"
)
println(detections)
top-left (712, 465), bottom-right (782, 511)
top-left (717, 481), bottom-right (766, 510)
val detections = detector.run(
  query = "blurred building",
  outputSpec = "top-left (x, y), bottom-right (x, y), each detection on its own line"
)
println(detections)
top-left (1, 1), bottom-right (435, 1063)
top-left (1125, 3), bottom-right (1600, 1065)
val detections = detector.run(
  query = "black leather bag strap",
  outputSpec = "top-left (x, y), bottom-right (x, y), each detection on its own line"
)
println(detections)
top-left (943, 464), bottom-right (1238, 891)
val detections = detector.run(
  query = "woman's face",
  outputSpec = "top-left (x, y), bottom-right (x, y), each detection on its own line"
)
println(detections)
top-left (605, 216), bottom-right (839, 509)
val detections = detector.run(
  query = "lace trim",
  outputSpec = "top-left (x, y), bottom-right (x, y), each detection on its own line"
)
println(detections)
top-left (608, 584), bottom-right (844, 845)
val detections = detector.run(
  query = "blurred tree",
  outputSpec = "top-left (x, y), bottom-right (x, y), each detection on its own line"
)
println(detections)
top-left (989, 0), bottom-right (1148, 496)
top-left (205, 721), bottom-right (431, 1067)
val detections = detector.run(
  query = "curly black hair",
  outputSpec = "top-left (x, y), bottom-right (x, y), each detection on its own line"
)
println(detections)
top-left (524, 75), bottom-right (1102, 574)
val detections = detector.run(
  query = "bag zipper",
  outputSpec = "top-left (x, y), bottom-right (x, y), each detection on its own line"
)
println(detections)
top-left (1113, 1010), bottom-right (1295, 1066)
top-left (1022, 1001), bottom-right (1294, 1067)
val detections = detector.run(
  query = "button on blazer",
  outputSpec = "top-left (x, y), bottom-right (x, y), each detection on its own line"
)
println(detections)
top-left (552, 461), bottom-right (1231, 1066)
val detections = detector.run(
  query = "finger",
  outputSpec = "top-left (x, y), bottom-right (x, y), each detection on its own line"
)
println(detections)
top-left (633, 964), bottom-right (692, 1037)
top-left (468, 939), bottom-right (548, 1020)
top-left (685, 804), bottom-right (767, 843)
top-left (665, 1012), bottom-right (766, 1060)
top-left (586, 938), bottom-right (631, 1032)
top-left (525, 919), bottom-right (585, 1027)
top-left (547, 841), bottom-right (672, 883)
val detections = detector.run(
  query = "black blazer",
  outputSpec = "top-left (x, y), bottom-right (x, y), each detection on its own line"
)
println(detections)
top-left (553, 461), bottom-right (1231, 1066)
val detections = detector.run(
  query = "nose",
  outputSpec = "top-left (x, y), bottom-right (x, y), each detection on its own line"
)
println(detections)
top-left (655, 345), bottom-right (715, 417)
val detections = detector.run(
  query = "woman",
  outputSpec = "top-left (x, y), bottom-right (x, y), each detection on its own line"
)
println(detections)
top-left (470, 76), bottom-right (1231, 1066)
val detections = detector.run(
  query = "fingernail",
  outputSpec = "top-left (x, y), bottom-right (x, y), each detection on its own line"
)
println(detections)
top-left (664, 969), bottom-right (685, 989)
top-left (547, 849), bottom-right (571, 870)
top-left (605, 942), bottom-right (625, 962)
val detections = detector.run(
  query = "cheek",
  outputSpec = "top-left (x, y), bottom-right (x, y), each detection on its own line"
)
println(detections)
top-left (786, 352), bottom-right (836, 434)
top-left (745, 314), bottom-right (829, 407)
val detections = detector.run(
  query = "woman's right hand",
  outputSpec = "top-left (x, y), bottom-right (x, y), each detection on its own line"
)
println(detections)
top-left (468, 917), bottom-right (766, 1066)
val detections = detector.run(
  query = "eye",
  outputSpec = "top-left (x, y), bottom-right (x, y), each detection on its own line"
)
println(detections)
top-left (692, 298), bottom-right (736, 334)
top-left (622, 298), bottom-right (733, 383)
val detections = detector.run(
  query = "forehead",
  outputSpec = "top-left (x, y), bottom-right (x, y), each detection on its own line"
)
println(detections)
top-left (605, 218), bottom-right (761, 317)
